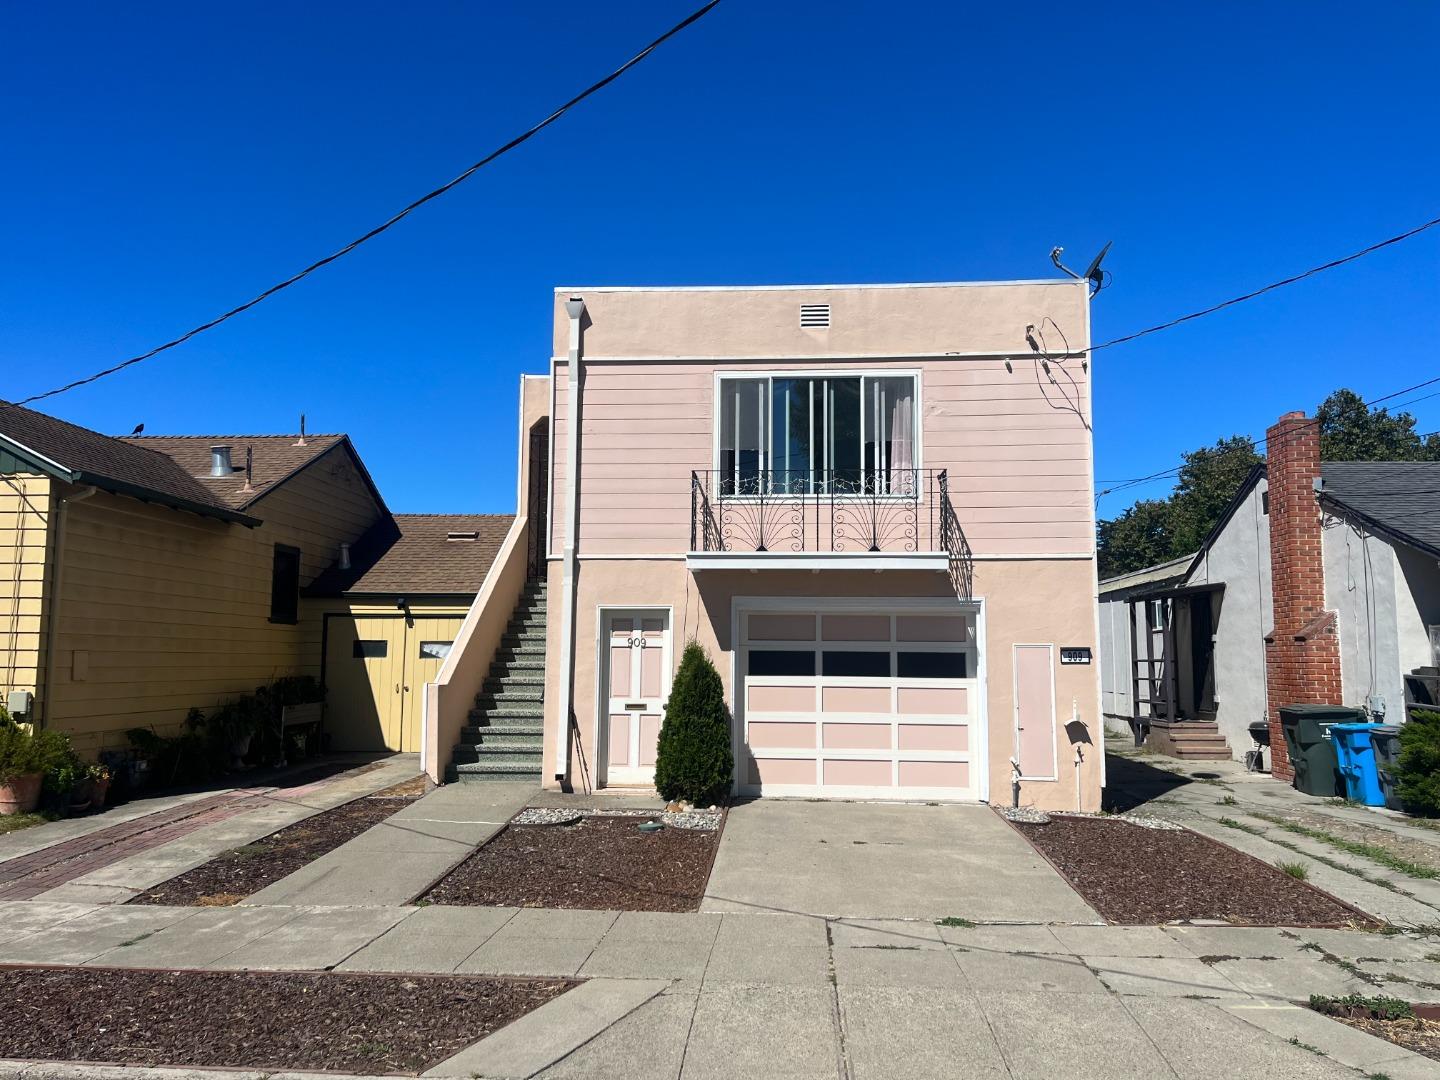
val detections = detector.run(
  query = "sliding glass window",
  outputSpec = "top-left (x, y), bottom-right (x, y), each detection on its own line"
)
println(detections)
top-left (718, 374), bottom-right (916, 495)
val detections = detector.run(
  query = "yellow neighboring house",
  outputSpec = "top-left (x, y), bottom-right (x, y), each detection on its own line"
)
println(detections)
top-left (0, 402), bottom-right (510, 757)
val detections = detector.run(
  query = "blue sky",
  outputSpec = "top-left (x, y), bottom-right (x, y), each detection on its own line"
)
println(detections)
top-left (2, 2), bottom-right (1437, 516)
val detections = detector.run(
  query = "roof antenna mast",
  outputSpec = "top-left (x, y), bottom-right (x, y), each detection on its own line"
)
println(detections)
top-left (295, 414), bottom-right (307, 447)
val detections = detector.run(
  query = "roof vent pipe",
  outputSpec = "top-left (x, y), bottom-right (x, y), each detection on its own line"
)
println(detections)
top-left (338, 542), bottom-right (351, 570)
top-left (209, 445), bottom-right (234, 477)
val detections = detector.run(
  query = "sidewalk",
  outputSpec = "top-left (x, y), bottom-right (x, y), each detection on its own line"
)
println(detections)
top-left (0, 900), bottom-right (1436, 1078)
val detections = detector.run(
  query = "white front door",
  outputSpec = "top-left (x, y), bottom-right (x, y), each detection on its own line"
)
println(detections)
top-left (602, 611), bottom-right (671, 786)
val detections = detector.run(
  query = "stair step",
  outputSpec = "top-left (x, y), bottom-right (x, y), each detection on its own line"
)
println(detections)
top-left (487, 668), bottom-right (545, 685)
top-left (491, 653), bottom-right (545, 670)
top-left (478, 686), bottom-right (545, 705)
top-left (451, 745), bottom-right (543, 764)
top-left (449, 761), bottom-right (544, 782)
top-left (1168, 734), bottom-right (1229, 746)
top-left (500, 636), bottom-right (546, 652)
top-left (462, 723), bottom-right (543, 741)
top-left (470, 702), bottom-right (545, 720)
top-left (1170, 748), bottom-right (1234, 760)
top-left (457, 732), bottom-right (543, 750)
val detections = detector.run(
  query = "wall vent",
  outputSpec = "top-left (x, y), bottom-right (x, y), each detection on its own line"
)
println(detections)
top-left (799, 303), bottom-right (830, 328)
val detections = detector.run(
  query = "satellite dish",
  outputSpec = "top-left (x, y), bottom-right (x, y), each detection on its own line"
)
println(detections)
top-left (1084, 242), bottom-right (1112, 293)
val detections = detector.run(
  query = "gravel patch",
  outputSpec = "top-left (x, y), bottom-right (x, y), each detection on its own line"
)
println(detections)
top-left (998, 806), bottom-right (1051, 824)
top-left (1012, 814), bottom-right (1377, 926)
top-left (0, 964), bottom-right (572, 1073)
top-left (513, 806), bottom-right (723, 831)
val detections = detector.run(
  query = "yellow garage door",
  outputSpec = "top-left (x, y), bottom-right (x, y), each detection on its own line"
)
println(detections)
top-left (324, 615), bottom-right (464, 752)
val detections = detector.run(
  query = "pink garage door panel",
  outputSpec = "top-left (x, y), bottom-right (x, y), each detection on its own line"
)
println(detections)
top-left (821, 686), bottom-right (891, 714)
top-left (749, 684), bottom-right (816, 712)
top-left (750, 757), bottom-right (817, 785)
top-left (748, 721), bottom-right (817, 749)
top-left (748, 613), bottom-right (816, 641)
top-left (821, 614), bottom-right (891, 641)
top-left (822, 723), bottom-right (891, 750)
top-left (896, 615), bottom-right (968, 642)
top-left (608, 715), bottom-right (631, 767)
top-left (823, 759), bottom-right (892, 786)
top-left (638, 714), bottom-right (661, 767)
top-left (1015, 644), bottom-right (1057, 778)
top-left (898, 724), bottom-right (968, 752)
top-left (899, 760), bottom-right (969, 788)
top-left (897, 686), bottom-right (968, 715)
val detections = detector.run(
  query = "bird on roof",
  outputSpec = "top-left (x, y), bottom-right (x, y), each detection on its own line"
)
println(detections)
top-left (129, 423), bottom-right (144, 435)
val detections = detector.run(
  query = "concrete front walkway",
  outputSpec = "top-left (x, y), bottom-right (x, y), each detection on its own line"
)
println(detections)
top-left (703, 798), bottom-right (1100, 921)
top-left (243, 783), bottom-right (536, 906)
top-left (0, 900), bottom-right (1437, 1078)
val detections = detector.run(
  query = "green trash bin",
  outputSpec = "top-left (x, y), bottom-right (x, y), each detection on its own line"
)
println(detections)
top-left (1370, 725), bottom-right (1403, 810)
top-left (1278, 704), bottom-right (1363, 797)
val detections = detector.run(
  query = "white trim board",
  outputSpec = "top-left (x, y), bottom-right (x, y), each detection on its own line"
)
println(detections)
top-left (553, 279), bottom-right (1081, 293)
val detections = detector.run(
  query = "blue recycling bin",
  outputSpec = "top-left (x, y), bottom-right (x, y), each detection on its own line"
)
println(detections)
top-left (1330, 722), bottom-right (1386, 806)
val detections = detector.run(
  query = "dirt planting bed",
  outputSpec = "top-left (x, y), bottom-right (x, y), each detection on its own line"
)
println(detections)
top-left (129, 778), bottom-right (425, 906)
top-left (1310, 997), bottom-right (1440, 1063)
top-left (421, 814), bottom-right (720, 911)
top-left (1011, 814), bottom-right (1376, 926)
top-left (0, 965), bottom-right (571, 1074)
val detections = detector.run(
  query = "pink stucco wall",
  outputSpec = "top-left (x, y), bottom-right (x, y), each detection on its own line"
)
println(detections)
top-left (549, 282), bottom-right (1092, 559)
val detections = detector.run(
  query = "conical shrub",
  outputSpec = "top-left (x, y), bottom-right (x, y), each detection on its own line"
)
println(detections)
top-left (1398, 708), bottom-right (1440, 815)
top-left (654, 641), bottom-right (733, 805)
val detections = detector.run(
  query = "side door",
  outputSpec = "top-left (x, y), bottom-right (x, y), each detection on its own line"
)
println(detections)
top-left (399, 615), bottom-right (466, 753)
top-left (602, 611), bottom-right (671, 787)
top-left (324, 616), bottom-right (405, 751)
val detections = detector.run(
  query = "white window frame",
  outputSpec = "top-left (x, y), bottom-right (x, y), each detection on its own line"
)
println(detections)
top-left (711, 369), bottom-right (924, 500)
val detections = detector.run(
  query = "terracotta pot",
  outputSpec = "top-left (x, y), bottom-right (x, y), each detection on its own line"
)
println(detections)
top-left (0, 773), bottom-right (43, 815)
top-left (92, 777), bottom-right (111, 809)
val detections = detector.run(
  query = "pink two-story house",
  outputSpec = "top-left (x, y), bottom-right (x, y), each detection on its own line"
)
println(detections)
top-left (516, 278), bottom-right (1103, 811)
top-left (431, 278), bottom-right (1102, 811)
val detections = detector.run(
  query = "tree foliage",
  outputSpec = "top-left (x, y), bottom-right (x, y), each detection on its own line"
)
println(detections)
top-left (1396, 708), bottom-right (1440, 816)
top-left (1097, 389), bottom-right (1440, 578)
top-left (653, 641), bottom-right (733, 806)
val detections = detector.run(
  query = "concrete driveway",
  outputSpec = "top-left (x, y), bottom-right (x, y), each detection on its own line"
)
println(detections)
top-left (702, 799), bottom-right (1100, 922)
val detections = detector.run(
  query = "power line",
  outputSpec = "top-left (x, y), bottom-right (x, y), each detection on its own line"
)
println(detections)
top-left (3, 0), bottom-right (723, 412)
top-left (1088, 213), bottom-right (1440, 354)
top-left (1367, 376), bottom-right (1440, 407)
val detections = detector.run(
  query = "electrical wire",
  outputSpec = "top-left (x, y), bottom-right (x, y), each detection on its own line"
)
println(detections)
top-left (1089, 213), bottom-right (1440, 354)
top-left (2, 0), bottom-right (723, 412)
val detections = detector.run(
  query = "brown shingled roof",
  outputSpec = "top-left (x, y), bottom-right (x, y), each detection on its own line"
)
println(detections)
top-left (121, 434), bottom-right (348, 509)
top-left (305, 514), bottom-right (515, 597)
top-left (0, 402), bottom-right (256, 524)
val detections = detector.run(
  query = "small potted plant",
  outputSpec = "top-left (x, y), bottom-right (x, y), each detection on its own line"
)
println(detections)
top-left (0, 715), bottom-right (44, 815)
top-left (88, 763), bottom-right (112, 810)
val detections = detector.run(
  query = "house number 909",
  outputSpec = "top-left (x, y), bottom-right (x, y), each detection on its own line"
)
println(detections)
top-left (627, 636), bottom-right (649, 649)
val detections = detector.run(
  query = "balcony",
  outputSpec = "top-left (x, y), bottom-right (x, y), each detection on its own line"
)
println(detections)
top-left (688, 468), bottom-right (972, 594)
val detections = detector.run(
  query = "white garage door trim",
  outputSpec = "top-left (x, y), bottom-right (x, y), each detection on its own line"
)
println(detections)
top-left (730, 596), bottom-right (988, 802)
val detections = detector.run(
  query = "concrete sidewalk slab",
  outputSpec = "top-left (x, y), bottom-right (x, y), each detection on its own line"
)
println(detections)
top-left (703, 799), bottom-right (1099, 922)
top-left (979, 990), bottom-right (1175, 1080)
top-left (679, 985), bottom-right (840, 1080)
top-left (423, 978), bottom-right (668, 1079)
top-left (1221, 1000), bottom-right (1437, 1077)
top-left (0, 905), bottom-right (194, 964)
top-left (832, 943), bottom-right (968, 990)
top-left (535, 989), bottom-right (697, 1080)
top-left (242, 784), bottom-right (534, 908)
top-left (701, 941), bottom-right (831, 987)
top-left (838, 986), bottom-right (1008, 1080)
top-left (0, 901), bottom-right (98, 943)
top-left (88, 907), bottom-right (303, 968)
top-left (1084, 955), bottom-right (1249, 999)
top-left (457, 909), bottom-right (618, 978)
top-left (1162, 924), bottom-right (1311, 959)
top-left (953, 949), bottom-right (1108, 994)
top-left (577, 936), bottom-right (714, 988)
top-left (208, 906), bottom-right (410, 970)
top-left (338, 905), bottom-right (518, 973)
top-left (1127, 998), bottom-right (1360, 1079)
top-left (935, 921), bottom-right (1067, 953)
top-left (1212, 956), bottom-right (1371, 1001)
top-left (713, 911), bottom-right (828, 949)
top-left (1048, 924), bottom-right (1192, 957)
top-left (828, 918), bottom-right (943, 950)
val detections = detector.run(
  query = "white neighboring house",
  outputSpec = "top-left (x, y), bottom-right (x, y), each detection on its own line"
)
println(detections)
top-left (1099, 416), bottom-right (1440, 766)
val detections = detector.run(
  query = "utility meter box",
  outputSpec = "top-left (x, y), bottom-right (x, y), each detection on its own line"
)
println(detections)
top-left (5, 690), bottom-right (33, 718)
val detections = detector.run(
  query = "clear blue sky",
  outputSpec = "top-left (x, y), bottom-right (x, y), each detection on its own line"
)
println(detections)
top-left (3, 2), bottom-right (1437, 516)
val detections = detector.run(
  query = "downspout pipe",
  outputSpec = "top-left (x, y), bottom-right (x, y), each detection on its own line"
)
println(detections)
top-left (554, 296), bottom-right (585, 784)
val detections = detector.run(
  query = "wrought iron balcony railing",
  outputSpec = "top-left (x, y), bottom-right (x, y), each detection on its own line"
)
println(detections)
top-left (690, 468), bottom-right (973, 595)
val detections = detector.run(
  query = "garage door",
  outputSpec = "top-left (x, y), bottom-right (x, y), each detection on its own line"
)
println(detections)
top-left (738, 606), bottom-right (980, 800)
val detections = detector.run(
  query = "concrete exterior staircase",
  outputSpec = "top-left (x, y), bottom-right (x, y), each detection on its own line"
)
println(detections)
top-left (445, 580), bottom-right (547, 784)
top-left (1144, 718), bottom-right (1233, 761)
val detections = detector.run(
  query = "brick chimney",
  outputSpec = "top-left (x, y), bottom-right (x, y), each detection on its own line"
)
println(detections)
top-left (1264, 411), bottom-right (1341, 781)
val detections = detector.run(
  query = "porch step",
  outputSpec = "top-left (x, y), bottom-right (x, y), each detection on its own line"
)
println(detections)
top-left (479, 683), bottom-right (545, 702)
top-left (451, 744), bottom-right (544, 765)
top-left (486, 669), bottom-right (545, 686)
top-left (499, 636), bottom-right (547, 654)
top-left (462, 722), bottom-right (543, 741)
top-left (447, 761), bottom-right (544, 783)
top-left (470, 703), bottom-right (545, 723)
top-left (1143, 719), bottom-right (1234, 762)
